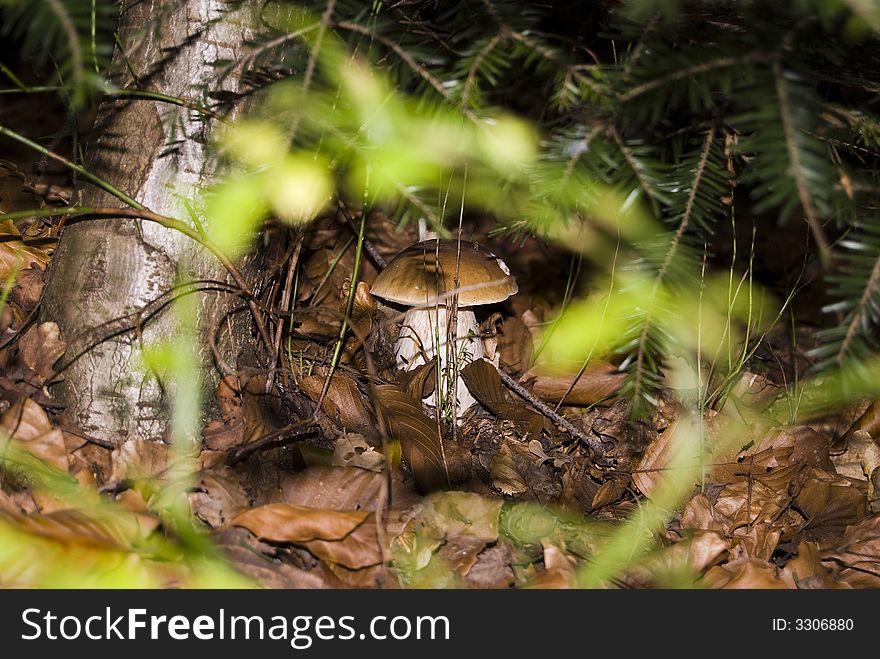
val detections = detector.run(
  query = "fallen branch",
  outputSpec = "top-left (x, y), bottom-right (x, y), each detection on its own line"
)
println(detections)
top-left (497, 367), bottom-right (610, 461)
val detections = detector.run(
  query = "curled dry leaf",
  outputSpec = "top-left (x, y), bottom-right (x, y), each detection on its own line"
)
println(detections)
top-left (703, 557), bottom-right (789, 589)
top-left (460, 359), bottom-right (544, 438)
top-left (17, 322), bottom-right (66, 385)
top-left (214, 527), bottom-right (333, 589)
top-left (797, 468), bottom-right (867, 539)
top-left (489, 443), bottom-right (527, 497)
top-left (0, 398), bottom-right (68, 472)
top-left (110, 438), bottom-right (169, 483)
top-left (373, 383), bottom-right (447, 493)
top-left (0, 219), bottom-right (51, 282)
top-left (232, 503), bottom-right (368, 543)
top-left (189, 467), bottom-right (249, 528)
top-left (632, 420), bottom-right (680, 499)
top-left (299, 374), bottom-right (373, 431)
top-left (303, 516), bottom-right (385, 570)
top-left (820, 513), bottom-right (880, 587)
top-left (464, 543), bottom-right (515, 589)
top-left (10, 264), bottom-right (44, 311)
top-left (831, 429), bottom-right (880, 512)
top-left (523, 543), bottom-right (577, 589)
top-left (520, 361), bottom-right (624, 406)
top-left (274, 465), bottom-right (420, 512)
top-left (781, 541), bottom-right (847, 589)
top-left (496, 316), bottom-right (533, 375)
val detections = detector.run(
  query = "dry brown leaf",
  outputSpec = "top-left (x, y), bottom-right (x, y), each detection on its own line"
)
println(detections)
top-left (686, 530), bottom-right (731, 573)
top-left (17, 322), bottom-right (65, 385)
top-left (521, 361), bottom-right (624, 406)
top-left (0, 219), bottom-right (50, 282)
top-left (232, 503), bottom-right (368, 543)
top-left (464, 543), bottom-right (515, 588)
top-left (782, 541), bottom-right (848, 589)
top-left (703, 557), bottom-right (789, 589)
top-left (831, 429), bottom-right (880, 512)
top-left (302, 515), bottom-right (385, 570)
top-left (110, 438), bottom-right (169, 483)
top-left (489, 443), bottom-right (528, 497)
top-left (632, 420), bottom-right (680, 499)
top-left (189, 467), bottom-right (248, 528)
top-left (820, 513), bottom-right (880, 587)
top-left (497, 316), bottom-right (533, 375)
top-left (460, 359), bottom-right (544, 438)
top-left (797, 469), bottom-right (867, 537)
top-left (10, 264), bottom-right (44, 311)
top-left (439, 535), bottom-right (490, 579)
top-left (274, 465), bottom-right (420, 512)
top-left (590, 471), bottom-right (630, 511)
top-left (300, 374), bottom-right (373, 431)
top-left (214, 527), bottom-right (335, 589)
top-left (374, 383), bottom-right (447, 493)
top-left (523, 543), bottom-right (577, 589)
top-left (0, 398), bottom-right (68, 472)
top-left (202, 417), bottom-right (245, 451)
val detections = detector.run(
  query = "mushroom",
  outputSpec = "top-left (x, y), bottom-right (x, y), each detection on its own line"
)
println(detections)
top-left (371, 239), bottom-right (517, 420)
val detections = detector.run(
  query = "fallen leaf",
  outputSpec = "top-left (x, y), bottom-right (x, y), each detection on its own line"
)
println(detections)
top-left (820, 513), bottom-right (880, 587)
top-left (703, 557), bottom-right (789, 589)
top-left (632, 420), bottom-right (681, 499)
top-left (373, 383), bottom-right (447, 493)
top-left (302, 515), bottom-right (385, 570)
top-left (110, 438), bottom-right (169, 483)
top-left (232, 503), bottom-right (368, 543)
top-left (521, 361), bottom-right (624, 406)
top-left (300, 374), bottom-right (373, 431)
top-left (274, 465), bottom-right (420, 512)
top-left (497, 316), bottom-right (533, 374)
top-left (489, 443), bottom-right (528, 497)
top-left (10, 264), bottom-right (44, 311)
top-left (189, 467), bottom-right (248, 528)
top-left (17, 322), bottom-right (65, 385)
top-left (523, 543), bottom-right (577, 589)
top-left (0, 219), bottom-right (50, 282)
top-left (464, 543), bottom-right (515, 588)
top-left (782, 541), bottom-right (847, 589)
top-left (0, 398), bottom-right (68, 472)
top-left (214, 527), bottom-right (333, 588)
top-left (590, 470), bottom-right (630, 511)
top-left (460, 359), bottom-right (544, 438)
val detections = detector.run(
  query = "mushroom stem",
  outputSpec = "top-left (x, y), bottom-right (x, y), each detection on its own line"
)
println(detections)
top-left (396, 307), bottom-right (483, 417)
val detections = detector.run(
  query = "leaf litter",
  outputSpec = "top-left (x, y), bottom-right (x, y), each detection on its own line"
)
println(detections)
top-left (2, 163), bottom-right (880, 589)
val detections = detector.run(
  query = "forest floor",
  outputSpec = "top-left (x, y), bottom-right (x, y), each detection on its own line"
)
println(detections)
top-left (2, 97), bottom-right (880, 588)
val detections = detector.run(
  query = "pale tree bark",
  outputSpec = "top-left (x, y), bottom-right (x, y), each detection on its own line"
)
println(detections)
top-left (41, 0), bottom-right (260, 445)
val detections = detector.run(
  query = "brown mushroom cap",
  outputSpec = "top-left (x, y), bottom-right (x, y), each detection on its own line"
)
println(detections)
top-left (371, 239), bottom-right (518, 307)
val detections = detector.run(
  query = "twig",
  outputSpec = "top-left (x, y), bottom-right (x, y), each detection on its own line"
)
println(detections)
top-left (60, 425), bottom-right (114, 450)
top-left (225, 421), bottom-right (320, 466)
top-left (338, 200), bottom-right (387, 269)
top-left (496, 367), bottom-right (608, 459)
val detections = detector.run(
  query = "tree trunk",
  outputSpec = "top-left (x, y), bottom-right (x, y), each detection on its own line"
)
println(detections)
top-left (41, 0), bottom-right (258, 445)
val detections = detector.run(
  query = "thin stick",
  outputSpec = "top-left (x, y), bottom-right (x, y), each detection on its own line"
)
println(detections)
top-left (338, 201), bottom-right (387, 269)
top-left (225, 421), bottom-right (320, 466)
top-left (497, 367), bottom-right (608, 459)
